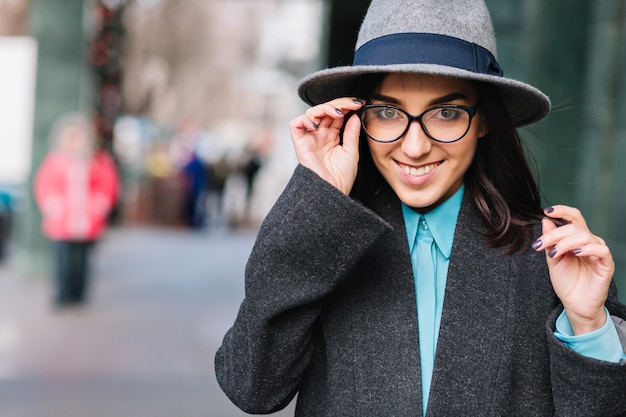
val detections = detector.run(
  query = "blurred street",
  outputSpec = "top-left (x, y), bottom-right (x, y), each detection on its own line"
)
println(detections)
top-left (0, 224), bottom-right (295, 417)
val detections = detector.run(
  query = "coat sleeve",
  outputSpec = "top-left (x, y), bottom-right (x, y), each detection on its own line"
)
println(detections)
top-left (547, 281), bottom-right (626, 417)
top-left (214, 165), bottom-right (392, 414)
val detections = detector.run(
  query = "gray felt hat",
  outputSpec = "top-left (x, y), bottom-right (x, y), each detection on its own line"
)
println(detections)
top-left (297, 0), bottom-right (551, 127)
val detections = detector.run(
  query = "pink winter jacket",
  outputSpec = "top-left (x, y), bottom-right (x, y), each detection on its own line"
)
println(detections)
top-left (34, 150), bottom-right (119, 241)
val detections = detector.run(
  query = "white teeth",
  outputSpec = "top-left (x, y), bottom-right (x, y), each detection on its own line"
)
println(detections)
top-left (402, 163), bottom-right (437, 177)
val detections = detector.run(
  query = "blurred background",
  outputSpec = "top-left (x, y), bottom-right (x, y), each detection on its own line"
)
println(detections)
top-left (0, 0), bottom-right (624, 416)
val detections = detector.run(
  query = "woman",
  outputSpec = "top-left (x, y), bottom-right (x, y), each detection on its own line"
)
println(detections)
top-left (34, 114), bottom-right (119, 307)
top-left (215, 0), bottom-right (626, 415)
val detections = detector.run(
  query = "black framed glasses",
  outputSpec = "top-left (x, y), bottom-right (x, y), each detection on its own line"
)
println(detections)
top-left (357, 103), bottom-right (479, 143)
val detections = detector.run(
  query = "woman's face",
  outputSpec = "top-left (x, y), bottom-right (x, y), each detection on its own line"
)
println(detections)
top-left (366, 73), bottom-right (487, 212)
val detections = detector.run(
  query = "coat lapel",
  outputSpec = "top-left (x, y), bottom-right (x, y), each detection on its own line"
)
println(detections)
top-left (427, 194), bottom-right (512, 415)
top-left (360, 184), bottom-right (425, 412)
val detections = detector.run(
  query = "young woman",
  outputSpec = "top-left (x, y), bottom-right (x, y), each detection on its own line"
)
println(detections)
top-left (215, 0), bottom-right (626, 415)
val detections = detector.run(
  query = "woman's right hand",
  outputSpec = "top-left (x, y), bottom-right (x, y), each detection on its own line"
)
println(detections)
top-left (288, 98), bottom-right (365, 195)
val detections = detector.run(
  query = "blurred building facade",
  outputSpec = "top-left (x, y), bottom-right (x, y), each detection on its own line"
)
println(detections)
top-left (0, 0), bottom-right (29, 36)
top-left (116, 0), bottom-right (325, 228)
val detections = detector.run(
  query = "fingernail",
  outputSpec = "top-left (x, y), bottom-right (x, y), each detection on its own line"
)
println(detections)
top-left (543, 206), bottom-right (555, 214)
top-left (311, 122), bottom-right (318, 129)
top-left (573, 248), bottom-right (582, 255)
top-left (335, 108), bottom-right (344, 115)
top-left (548, 247), bottom-right (557, 258)
top-left (353, 98), bottom-right (366, 105)
top-left (531, 239), bottom-right (542, 250)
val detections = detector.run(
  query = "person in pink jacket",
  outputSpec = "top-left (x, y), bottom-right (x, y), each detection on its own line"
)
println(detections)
top-left (34, 114), bottom-right (119, 307)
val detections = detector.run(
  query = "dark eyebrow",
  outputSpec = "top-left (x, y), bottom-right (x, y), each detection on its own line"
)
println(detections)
top-left (371, 92), bottom-right (469, 106)
top-left (429, 93), bottom-right (468, 106)
top-left (371, 94), bottom-right (402, 105)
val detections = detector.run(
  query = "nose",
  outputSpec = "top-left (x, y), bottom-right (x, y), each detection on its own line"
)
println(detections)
top-left (400, 120), bottom-right (432, 158)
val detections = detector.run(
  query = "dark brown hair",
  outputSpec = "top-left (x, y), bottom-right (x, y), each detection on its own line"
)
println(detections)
top-left (349, 74), bottom-right (543, 253)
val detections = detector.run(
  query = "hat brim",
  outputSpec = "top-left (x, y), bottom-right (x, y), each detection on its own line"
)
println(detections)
top-left (297, 64), bottom-right (550, 127)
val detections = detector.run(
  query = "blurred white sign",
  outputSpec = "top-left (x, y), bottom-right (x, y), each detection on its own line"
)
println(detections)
top-left (0, 36), bottom-right (37, 185)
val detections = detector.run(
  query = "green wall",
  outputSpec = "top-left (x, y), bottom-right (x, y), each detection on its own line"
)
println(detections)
top-left (14, 0), bottom-right (93, 275)
top-left (486, 0), bottom-right (626, 300)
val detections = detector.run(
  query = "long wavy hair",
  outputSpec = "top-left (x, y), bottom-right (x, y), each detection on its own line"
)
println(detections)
top-left (349, 74), bottom-right (543, 253)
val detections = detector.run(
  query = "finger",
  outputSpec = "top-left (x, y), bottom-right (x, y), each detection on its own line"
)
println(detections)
top-left (326, 97), bottom-right (367, 113)
top-left (541, 216), bottom-right (557, 235)
top-left (543, 230), bottom-right (598, 259)
top-left (305, 98), bottom-right (365, 128)
top-left (571, 243), bottom-right (614, 269)
top-left (288, 115), bottom-right (319, 139)
top-left (341, 113), bottom-right (362, 155)
top-left (536, 216), bottom-right (602, 252)
top-left (532, 217), bottom-right (557, 251)
top-left (543, 205), bottom-right (588, 229)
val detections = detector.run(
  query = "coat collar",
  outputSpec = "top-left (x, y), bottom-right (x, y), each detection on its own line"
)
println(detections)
top-left (401, 184), bottom-right (464, 259)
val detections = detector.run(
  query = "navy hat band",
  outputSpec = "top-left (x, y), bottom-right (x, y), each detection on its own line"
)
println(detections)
top-left (353, 32), bottom-right (504, 77)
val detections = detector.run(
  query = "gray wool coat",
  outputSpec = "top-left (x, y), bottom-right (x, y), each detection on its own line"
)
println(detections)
top-left (215, 165), bottom-right (626, 417)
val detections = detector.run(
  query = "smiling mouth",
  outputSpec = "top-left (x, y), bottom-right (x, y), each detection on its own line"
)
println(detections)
top-left (399, 161), bottom-right (441, 177)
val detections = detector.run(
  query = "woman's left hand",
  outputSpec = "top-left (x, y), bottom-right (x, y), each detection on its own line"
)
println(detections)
top-left (533, 205), bottom-right (615, 335)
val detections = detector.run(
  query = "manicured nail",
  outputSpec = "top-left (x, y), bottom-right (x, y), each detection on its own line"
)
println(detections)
top-left (548, 247), bottom-right (557, 258)
top-left (335, 108), bottom-right (344, 115)
top-left (543, 206), bottom-right (555, 214)
top-left (572, 248), bottom-right (582, 255)
top-left (311, 121), bottom-right (319, 129)
top-left (531, 239), bottom-right (542, 250)
top-left (353, 98), bottom-right (366, 105)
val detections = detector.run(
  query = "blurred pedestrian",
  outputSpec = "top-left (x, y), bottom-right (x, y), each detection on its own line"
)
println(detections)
top-left (34, 114), bottom-right (119, 308)
top-left (215, 0), bottom-right (626, 416)
top-left (0, 189), bottom-right (13, 261)
top-left (181, 150), bottom-right (209, 229)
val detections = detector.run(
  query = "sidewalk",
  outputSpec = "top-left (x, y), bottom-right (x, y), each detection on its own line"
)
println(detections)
top-left (0, 226), bottom-right (295, 417)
